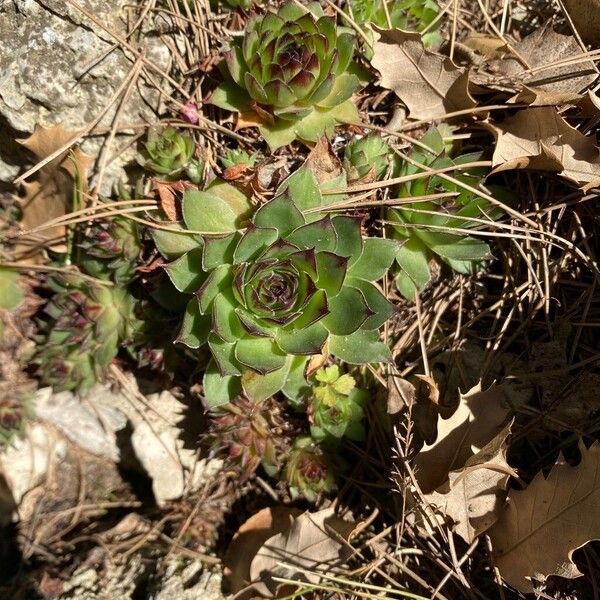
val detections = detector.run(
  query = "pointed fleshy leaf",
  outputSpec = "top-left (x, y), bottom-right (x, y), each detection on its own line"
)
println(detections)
top-left (315, 73), bottom-right (360, 108)
top-left (175, 298), bottom-right (211, 348)
top-left (206, 179), bottom-right (253, 221)
top-left (197, 264), bottom-right (231, 314)
top-left (278, 1), bottom-right (308, 20)
top-left (235, 336), bottom-right (287, 375)
top-left (282, 355), bottom-right (311, 404)
top-left (276, 321), bottom-right (328, 355)
top-left (208, 333), bottom-right (242, 376)
top-left (253, 193), bottom-right (305, 235)
top-left (203, 360), bottom-right (241, 410)
top-left (332, 215), bottom-right (363, 265)
top-left (329, 329), bottom-right (391, 364)
top-left (152, 225), bottom-right (203, 260)
top-left (321, 286), bottom-right (372, 335)
top-left (233, 225), bottom-right (279, 264)
top-left (208, 80), bottom-right (253, 113)
top-left (395, 237), bottom-right (431, 299)
top-left (225, 46), bottom-right (247, 87)
top-left (290, 288), bottom-right (328, 329)
top-left (258, 120), bottom-right (298, 151)
top-left (236, 308), bottom-right (274, 337)
top-left (286, 216), bottom-right (337, 251)
top-left (264, 79), bottom-right (296, 108)
top-left (183, 190), bottom-right (238, 233)
top-left (293, 105), bottom-right (337, 142)
top-left (315, 251), bottom-right (348, 296)
top-left (165, 247), bottom-right (206, 293)
top-left (244, 72), bottom-right (269, 103)
top-left (348, 277), bottom-right (395, 330)
top-left (348, 237), bottom-right (397, 281)
top-left (242, 356), bottom-right (292, 403)
top-left (211, 293), bottom-right (244, 342)
top-left (279, 167), bottom-right (322, 212)
top-left (335, 32), bottom-right (355, 75)
top-left (202, 232), bottom-right (238, 270)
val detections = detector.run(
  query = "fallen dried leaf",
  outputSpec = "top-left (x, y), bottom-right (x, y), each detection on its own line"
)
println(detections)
top-left (563, 0), bottom-right (600, 47)
top-left (372, 27), bottom-right (476, 120)
top-left (490, 441), bottom-right (600, 592)
top-left (250, 507), bottom-right (354, 597)
top-left (488, 107), bottom-right (600, 186)
top-left (304, 137), bottom-right (343, 185)
top-left (153, 179), bottom-right (191, 221)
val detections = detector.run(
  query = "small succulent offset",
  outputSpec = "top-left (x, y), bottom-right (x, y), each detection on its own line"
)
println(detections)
top-left (350, 0), bottom-right (442, 52)
top-left (36, 276), bottom-right (140, 392)
top-left (284, 435), bottom-right (335, 500)
top-left (220, 149), bottom-right (258, 171)
top-left (157, 168), bottom-right (396, 407)
top-left (140, 127), bottom-right (203, 183)
top-left (308, 364), bottom-right (366, 441)
top-left (390, 127), bottom-right (502, 300)
top-left (210, 2), bottom-right (363, 150)
top-left (343, 135), bottom-right (392, 183)
top-left (206, 396), bottom-right (289, 480)
top-left (0, 394), bottom-right (31, 447)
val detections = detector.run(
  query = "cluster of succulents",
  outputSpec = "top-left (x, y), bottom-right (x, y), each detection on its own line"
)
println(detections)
top-left (343, 134), bottom-right (392, 183)
top-left (156, 167), bottom-right (395, 407)
top-left (350, 0), bottom-right (442, 52)
top-left (390, 127), bottom-right (502, 300)
top-left (36, 276), bottom-right (140, 392)
top-left (210, 1), bottom-right (364, 149)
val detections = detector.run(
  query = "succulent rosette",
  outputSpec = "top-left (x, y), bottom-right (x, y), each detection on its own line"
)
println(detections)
top-left (209, 2), bottom-right (363, 149)
top-left (390, 127), bottom-right (503, 300)
top-left (36, 276), bottom-right (140, 392)
top-left (156, 169), bottom-right (396, 407)
top-left (284, 435), bottom-right (335, 500)
top-left (343, 134), bottom-right (392, 183)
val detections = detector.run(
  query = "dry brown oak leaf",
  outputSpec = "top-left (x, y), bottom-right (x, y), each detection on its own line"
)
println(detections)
top-left (489, 441), bottom-right (600, 593)
top-left (414, 383), bottom-right (513, 543)
top-left (371, 27), bottom-right (476, 121)
top-left (488, 106), bottom-right (600, 187)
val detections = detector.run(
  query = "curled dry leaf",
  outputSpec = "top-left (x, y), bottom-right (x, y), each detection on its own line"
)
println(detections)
top-left (224, 506), bottom-right (302, 595)
top-left (250, 507), bottom-right (355, 598)
top-left (487, 106), bottom-right (600, 187)
top-left (490, 442), bottom-right (600, 592)
top-left (413, 383), bottom-right (513, 542)
top-left (493, 27), bottom-right (597, 106)
top-left (303, 137), bottom-right (343, 186)
top-left (17, 124), bottom-right (94, 261)
top-left (371, 27), bottom-right (476, 121)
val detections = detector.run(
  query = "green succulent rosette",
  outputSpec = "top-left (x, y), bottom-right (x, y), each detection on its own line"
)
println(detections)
top-left (140, 127), bottom-right (202, 182)
top-left (284, 435), bottom-right (335, 500)
top-left (390, 127), bottom-right (503, 300)
top-left (36, 276), bottom-right (140, 392)
top-left (343, 134), bottom-right (391, 183)
top-left (221, 148), bottom-right (258, 170)
top-left (155, 168), bottom-right (396, 407)
top-left (209, 1), bottom-right (363, 150)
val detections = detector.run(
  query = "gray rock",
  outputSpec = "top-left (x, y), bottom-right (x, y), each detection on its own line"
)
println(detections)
top-left (0, 0), bottom-right (170, 191)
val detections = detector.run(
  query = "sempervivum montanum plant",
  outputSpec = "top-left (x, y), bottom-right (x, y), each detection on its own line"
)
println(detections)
top-left (209, 1), bottom-right (363, 150)
top-left (156, 168), bottom-right (396, 408)
top-left (36, 275), bottom-right (140, 392)
top-left (390, 127), bottom-right (503, 300)
top-left (140, 127), bottom-right (203, 184)
top-left (284, 435), bottom-right (335, 500)
top-left (343, 134), bottom-right (392, 183)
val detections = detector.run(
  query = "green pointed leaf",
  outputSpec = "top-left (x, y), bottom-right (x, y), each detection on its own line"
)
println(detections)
top-left (242, 356), bottom-right (292, 403)
top-left (395, 237), bottom-right (431, 299)
top-left (208, 333), bottom-right (242, 376)
top-left (253, 193), bottom-right (305, 235)
top-left (348, 237), bottom-right (397, 281)
top-left (259, 119), bottom-right (298, 151)
top-left (197, 264), bottom-right (231, 313)
top-left (321, 286), bottom-right (372, 335)
top-left (151, 225), bottom-right (202, 260)
top-left (279, 168), bottom-right (322, 212)
top-left (165, 247), bottom-right (206, 293)
top-left (332, 215), bottom-right (363, 266)
top-left (236, 308), bottom-right (274, 337)
top-left (316, 251), bottom-right (348, 296)
top-left (316, 73), bottom-right (360, 108)
top-left (282, 355), bottom-right (311, 406)
top-left (276, 321), bottom-right (328, 355)
top-left (175, 298), bottom-right (211, 348)
top-left (328, 99), bottom-right (360, 124)
top-left (348, 277), bottom-right (395, 330)
top-left (0, 269), bottom-right (23, 311)
top-left (203, 360), bottom-right (241, 410)
top-left (428, 236), bottom-right (491, 262)
top-left (206, 179), bottom-right (253, 221)
top-left (290, 288), bottom-right (329, 329)
top-left (235, 336), bottom-right (287, 375)
top-left (329, 329), bottom-right (391, 364)
top-left (293, 106), bottom-right (337, 142)
top-left (208, 80), bottom-right (252, 113)
top-left (286, 216), bottom-right (337, 252)
top-left (202, 232), bottom-right (238, 270)
top-left (211, 293), bottom-right (244, 342)
top-left (233, 225), bottom-right (279, 264)
top-left (183, 190), bottom-right (238, 233)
